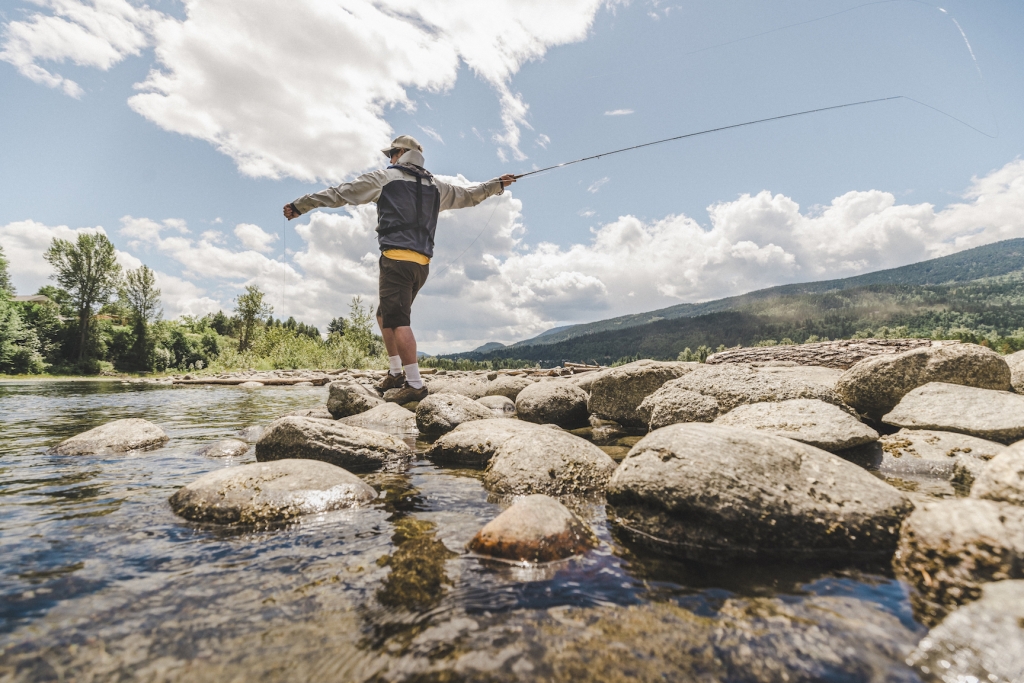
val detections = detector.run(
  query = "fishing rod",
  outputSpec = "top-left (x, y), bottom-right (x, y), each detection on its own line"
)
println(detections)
top-left (511, 95), bottom-right (984, 181)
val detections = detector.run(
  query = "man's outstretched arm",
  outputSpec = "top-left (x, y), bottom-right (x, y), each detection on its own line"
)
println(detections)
top-left (283, 170), bottom-right (390, 220)
top-left (436, 174), bottom-right (516, 212)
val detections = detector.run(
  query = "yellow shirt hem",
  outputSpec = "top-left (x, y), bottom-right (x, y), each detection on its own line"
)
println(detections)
top-left (383, 249), bottom-right (430, 265)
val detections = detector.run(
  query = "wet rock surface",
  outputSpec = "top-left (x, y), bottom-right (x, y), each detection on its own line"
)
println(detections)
top-left (837, 343), bottom-right (1011, 419)
top-left (426, 419), bottom-right (546, 466)
top-left (415, 393), bottom-right (494, 435)
top-left (882, 382), bottom-right (1024, 443)
top-left (607, 423), bottom-right (912, 561)
top-left (893, 498), bottom-right (1024, 626)
top-left (468, 494), bottom-right (596, 563)
top-left (515, 382), bottom-right (589, 428)
top-left (971, 443), bottom-right (1024, 506)
top-left (255, 415), bottom-right (410, 472)
top-left (195, 439), bottom-right (250, 458)
top-left (326, 381), bottom-right (384, 418)
top-left (637, 386), bottom-right (720, 430)
top-left (714, 398), bottom-right (878, 451)
top-left (484, 375), bottom-right (533, 401)
top-left (476, 394), bottom-right (516, 417)
top-left (286, 406), bottom-right (335, 420)
top-left (425, 375), bottom-right (490, 399)
top-left (169, 459), bottom-right (376, 524)
top-left (907, 579), bottom-right (1024, 683)
top-left (338, 402), bottom-right (417, 433)
top-left (483, 428), bottom-right (618, 496)
top-left (587, 360), bottom-right (696, 431)
top-left (51, 418), bottom-right (169, 455)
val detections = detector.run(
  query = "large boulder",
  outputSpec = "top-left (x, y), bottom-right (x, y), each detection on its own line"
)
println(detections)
top-left (415, 393), bottom-right (494, 435)
top-left (971, 443), bottom-right (1024, 506)
top-left (483, 428), bottom-right (618, 497)
top-left (713, 399), bottom-right (878, 452)
top-left (255, 416), bottom-right (410, 472)
top-left (427, 419), bottom-right (546, 467)
top-left (637, 387), bottom-right (720, 430)
top-left (882, 382), bottom-right (1024, 444)
top-left (515, 381), bottom-right (589, 428)
top-left (649, 364), bottom-right (846, 424)
top-left (51, 418), bottom-right (169, 455)
top-left (892, 498), bottom-right (1024, 626)
top-left (169, 459), bottom-right (376, 525)
top-left (484, 375), bottom-right (533, 401)
top-left (587, 360), bottom-right (697, 431)
top-left (425, 375), bottom-right (489, 399)
top-left (467, 494), bottom-right (597, 563)
top-left (1004, 348), bottom-right (1024, 393)
top-left (607, 423), bottom-right (912, 562)
top-left (339, 402), bottom-right (417, 433)
top-left (907, 580), bottom-right (1024, 683)
top-left (326, 381), bottom-right (384, 418)
top-left (835, 343), bottom-right (1011, 419)
top-left (843, 429), bottom-right (1004, 480)
top-left (195, 439), bottom-right (250, 458)
top-left (476, 395), bottom-right (516, 417)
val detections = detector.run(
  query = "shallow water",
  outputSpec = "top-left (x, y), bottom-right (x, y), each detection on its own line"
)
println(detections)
top-left (0, 382), bottom-right (928, 681)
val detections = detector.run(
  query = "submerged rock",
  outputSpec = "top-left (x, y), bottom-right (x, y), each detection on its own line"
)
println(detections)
top-left (893, 498), bottom-right (1024, 626)
top-left (339, 402), bottom-right (417, 433)
top-left (836, 343), bottom-right (1011, 419)
top-left (587, 360), bottom-right (697, 431)
top-left (484, 375), bottom-right (533, 401)
top-left (427, 419), bottom-right (546, 467)
top-left (971, 443), bottom-right (1024, 506)
top-left (637, 387), bottom-right (720, 430)
top-left (51, 418), bottom-right (169, 455)
top-left (515, 382), bottom-right (589, 428)
top-left (287, 406), bottom-right (335, 420)
top-left (236, 425), bottom-right (264, 443)
top-left (255, 415), bottom-right (410, 472)
top-left (169, 459), bottom-right (376, 524)
top-left (468, 494), bottom-right (596, 563)
top-left (477, 395), bottom-right (516, 417)
top-left (483, 428), bottom-right (618, 497)
top-left (195, 439), bottom-right (250, 458)
top-left (415, 393), bottom-right (494, 436)
top-left (907, 580), bottom-right (1024, 683)
top-left (713, 398), bottom-right (878, 451)
top-left (882, 382), bottom-right (1024, 443)
top-left (607, 423), bottom-right (912, 562)
top-left (326, 381), bottom-right (385, 419)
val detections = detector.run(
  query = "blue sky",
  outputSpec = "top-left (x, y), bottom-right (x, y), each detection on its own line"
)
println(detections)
top-left (2, 0), bottom-right (1023, 352)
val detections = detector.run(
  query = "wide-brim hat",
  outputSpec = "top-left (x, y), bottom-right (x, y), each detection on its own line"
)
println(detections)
top-left (381, 135), bottom-right (423, 157)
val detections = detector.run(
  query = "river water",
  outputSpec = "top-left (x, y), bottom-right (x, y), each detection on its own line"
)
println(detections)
top-left (0, 381), bottom-right (928, 681)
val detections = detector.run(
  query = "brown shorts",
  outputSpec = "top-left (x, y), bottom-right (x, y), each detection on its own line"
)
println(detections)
top-left (377, 255), bottom-right (429, 328)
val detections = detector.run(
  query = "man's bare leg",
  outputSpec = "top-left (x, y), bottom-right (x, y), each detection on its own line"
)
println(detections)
top-left (378, 314), bottom-right (403, 378)
top-left (377, 314), bottom-right (422, 389)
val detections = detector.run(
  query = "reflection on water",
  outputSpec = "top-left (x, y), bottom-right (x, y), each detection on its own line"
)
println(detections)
top-left (0, 381), bottom-right (926, 681)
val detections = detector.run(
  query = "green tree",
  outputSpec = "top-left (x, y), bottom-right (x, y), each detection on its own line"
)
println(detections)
top-left (327, 316), bottom-right (348, 337)
top-left (44, 233), bottom-right (122, 363)
top-left (0, 244), bottom-right (13, 295)
top-left (0, 289), bottom-right (45, 374)
top-left (120, 265), bottom-right (162, 369)
top-left (234, 285), bottom-right (272, 351)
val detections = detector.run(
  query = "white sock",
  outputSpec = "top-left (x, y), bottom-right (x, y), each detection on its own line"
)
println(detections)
top-left (404, 363), bottom-right (423, 389)
top-left (389, 355), bottom-right (403, 375)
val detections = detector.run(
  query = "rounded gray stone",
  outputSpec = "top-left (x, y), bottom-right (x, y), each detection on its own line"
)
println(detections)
top-left (893, 498), bottom-right (1024, 626)
top-left (484, 375), bottom-right (533, 401)
top-left (476, 395), bottom-right (516, 417)
top-left (971, 442), bottom-right (1024, 506)
top-left (427, 419), bottom-right (547, 466)
top-left (255, 415), bottom-right (411, 472)
top-left (169, 459), bottom-right (376, 524)
top-left (587, 360), bottom-right (697, 431)
top-left (287, 407), bottom-right (335, 420)
top-left (196, 439), bottom-right (250, 458)
top-left (339, 402), bottom-right (417, 433)
top-left (607, 423), bottom-right (912, 562)
top-left (326, 381), bottom-right (385, 419)
top-left (51, 418), bottom-right (169, 455)
top-left (238, 381), bottom-right (264, 388)
top-left (468, 494), bottom-right (596, 563)
top-left (424, 375), bottom-right (490, 399)
top-left (713, 399), bottom-right (878, 452)
top-left (638, 387), bottom-right (720, 430)
top-left (882, 382), bottom-right (1024, 443)
top-left (515, 381), bottom-right (589, 428)
top-left (483, 428), bottom-right (618, 497)
top-left (836, 343), bottom-right (1011, 419)
top-left (1005, 349), bottom-right (1024, 394)
top-left (415, 393), bottom-right (494, 435)
top-left (864, 429), bottom-right (1006, 479)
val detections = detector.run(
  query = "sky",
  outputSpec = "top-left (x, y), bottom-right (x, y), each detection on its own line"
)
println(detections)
top-left (1, 0), bottom-right (1023, 353)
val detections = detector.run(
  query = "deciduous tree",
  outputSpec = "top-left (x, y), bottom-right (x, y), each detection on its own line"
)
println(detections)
top-left (234, 285), bottom-right (272, 351)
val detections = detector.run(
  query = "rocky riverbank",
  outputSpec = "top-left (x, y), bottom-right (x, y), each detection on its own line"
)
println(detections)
top-left (48, 339), bottom-right (1024, 681)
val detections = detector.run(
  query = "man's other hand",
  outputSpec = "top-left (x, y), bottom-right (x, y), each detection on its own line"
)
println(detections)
top-left (283, 203), bottom-right (300, 220)
top-left (500, 174), bottom-right (517, 188)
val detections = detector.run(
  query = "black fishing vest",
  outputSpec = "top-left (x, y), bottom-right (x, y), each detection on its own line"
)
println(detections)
top-left (376, 164), bottom-right (441, 258)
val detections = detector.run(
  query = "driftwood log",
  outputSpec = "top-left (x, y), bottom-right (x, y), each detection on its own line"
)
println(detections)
top-left (173, 377), bottom-right (331, 386)
top-left (705, 339), bottom-right (958, 370)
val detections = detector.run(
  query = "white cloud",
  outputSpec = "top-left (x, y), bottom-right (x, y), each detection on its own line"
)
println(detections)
top-left (233, 223), bottom-right (278, 254)
top-left (535, 134), bottom-right (551, 149)
top-left (0, 219), bottom-right (109, 293)
top-left (604, 109), bottom-right (634, 116)
top-left (587, 177), bottom-right (610, 193)
top-left (418, 126), bottom-right (444, 144)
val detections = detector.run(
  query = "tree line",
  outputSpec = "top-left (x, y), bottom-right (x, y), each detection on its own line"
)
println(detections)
top-left (0, 234), bottom-right (384, 375)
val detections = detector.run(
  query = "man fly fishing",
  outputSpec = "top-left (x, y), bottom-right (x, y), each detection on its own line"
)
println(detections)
top-left (283, 135), bottom-right (516, 403)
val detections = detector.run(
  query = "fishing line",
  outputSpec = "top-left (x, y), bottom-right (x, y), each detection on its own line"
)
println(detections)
top-left (432, 197), bottom-right (501, 280)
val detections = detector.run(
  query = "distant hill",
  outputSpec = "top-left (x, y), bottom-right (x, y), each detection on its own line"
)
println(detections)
top-left (445, 239), bottom-right (1024, 365)
top-left (470, 341), bottom-right (506, 353)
